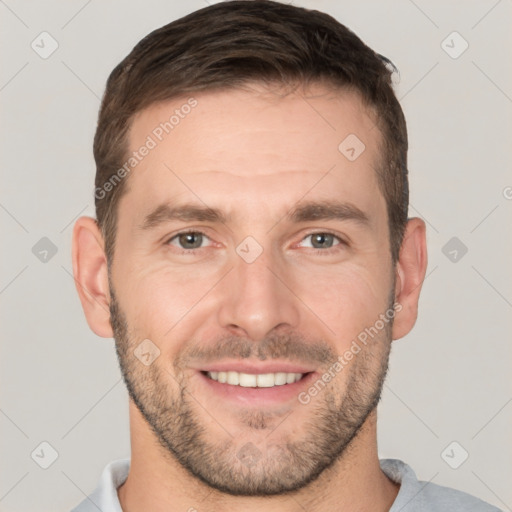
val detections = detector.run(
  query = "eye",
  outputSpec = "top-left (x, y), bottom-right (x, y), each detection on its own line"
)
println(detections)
top-left (299, 232), bottom-right (342, 250)
top-left (167, 231), bottom-right (211, 250)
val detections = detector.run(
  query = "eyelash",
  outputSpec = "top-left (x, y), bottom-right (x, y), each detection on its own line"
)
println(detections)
top-left (165, 229), bottom-right (347, 255)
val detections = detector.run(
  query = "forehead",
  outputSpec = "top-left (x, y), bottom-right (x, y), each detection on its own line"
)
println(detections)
top-left (122, 83), bottom-right (385, 222)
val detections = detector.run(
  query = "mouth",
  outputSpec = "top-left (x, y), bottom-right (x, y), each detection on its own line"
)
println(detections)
top-left (195, 362), bottom-right (317, 406)
top-left (202, 370), bottom-right (309, 388)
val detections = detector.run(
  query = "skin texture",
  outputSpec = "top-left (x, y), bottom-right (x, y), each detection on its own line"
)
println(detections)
top-left (73, 83), bottom-right (427, 512)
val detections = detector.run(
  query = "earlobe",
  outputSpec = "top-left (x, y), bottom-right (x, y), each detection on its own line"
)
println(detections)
top-left (72, 216), bottom-right (114, 338)
top-left (391, 218), bottom-right (428, 341)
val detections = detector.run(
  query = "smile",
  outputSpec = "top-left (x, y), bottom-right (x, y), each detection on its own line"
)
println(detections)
top-left (205, 371), bottom-right (306, 387)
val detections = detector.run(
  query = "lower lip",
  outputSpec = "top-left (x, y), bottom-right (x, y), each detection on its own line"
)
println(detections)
top-left (198, 371), bottom-right (316, 406)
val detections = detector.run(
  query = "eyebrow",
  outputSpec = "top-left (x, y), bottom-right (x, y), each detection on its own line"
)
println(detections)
top-left (139, 203), bottom-right (227, 230)
top-left (139, 200), bottom-right (370, 231)
top-left (287, 200), bottom-right (370, 226)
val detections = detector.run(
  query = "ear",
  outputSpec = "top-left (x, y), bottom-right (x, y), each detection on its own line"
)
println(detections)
top-left (72, 216), bottom-right (113, 338)
top-left (392, 217), bottom-right (428, 340)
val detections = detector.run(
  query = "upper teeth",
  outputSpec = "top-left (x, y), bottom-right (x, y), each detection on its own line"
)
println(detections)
top-left (207, 371), bottom-right (304, 387)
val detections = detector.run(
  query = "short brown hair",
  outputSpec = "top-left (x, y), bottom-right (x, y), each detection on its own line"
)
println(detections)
top-left (94, 0), bottom-right (408, 265)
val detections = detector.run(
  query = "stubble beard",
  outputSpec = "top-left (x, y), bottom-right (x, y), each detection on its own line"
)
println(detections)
top-left (109, 286), bottom-right (394, 496)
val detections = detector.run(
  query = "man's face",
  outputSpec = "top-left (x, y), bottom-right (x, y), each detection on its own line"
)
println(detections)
top-left (109, 83), bottom-right (396, 495)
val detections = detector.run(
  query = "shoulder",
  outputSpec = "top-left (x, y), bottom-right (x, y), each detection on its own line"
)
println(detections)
top-left (419, 479), bottom-right (502, 511)
top-left (69, 458), bottom-right (130, 512)
top-left (380, 459), bottom-right (503, 512)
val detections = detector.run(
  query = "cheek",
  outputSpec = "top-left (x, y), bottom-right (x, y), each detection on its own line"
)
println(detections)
top-left (291, 261), bottom-right (391, 346)
top-left (116, 263), bottom-right (220, 341)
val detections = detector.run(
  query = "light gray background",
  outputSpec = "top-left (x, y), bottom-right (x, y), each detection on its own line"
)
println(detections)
top-left (1, 1), bottom-right (511, 511)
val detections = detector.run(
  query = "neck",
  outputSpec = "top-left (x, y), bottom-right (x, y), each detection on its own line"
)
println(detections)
top-left (118, 402), bottom-right (399, 512)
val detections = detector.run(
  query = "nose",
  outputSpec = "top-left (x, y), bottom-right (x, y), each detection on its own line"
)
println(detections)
top-left (216, 247), bottom-right (301, 341)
